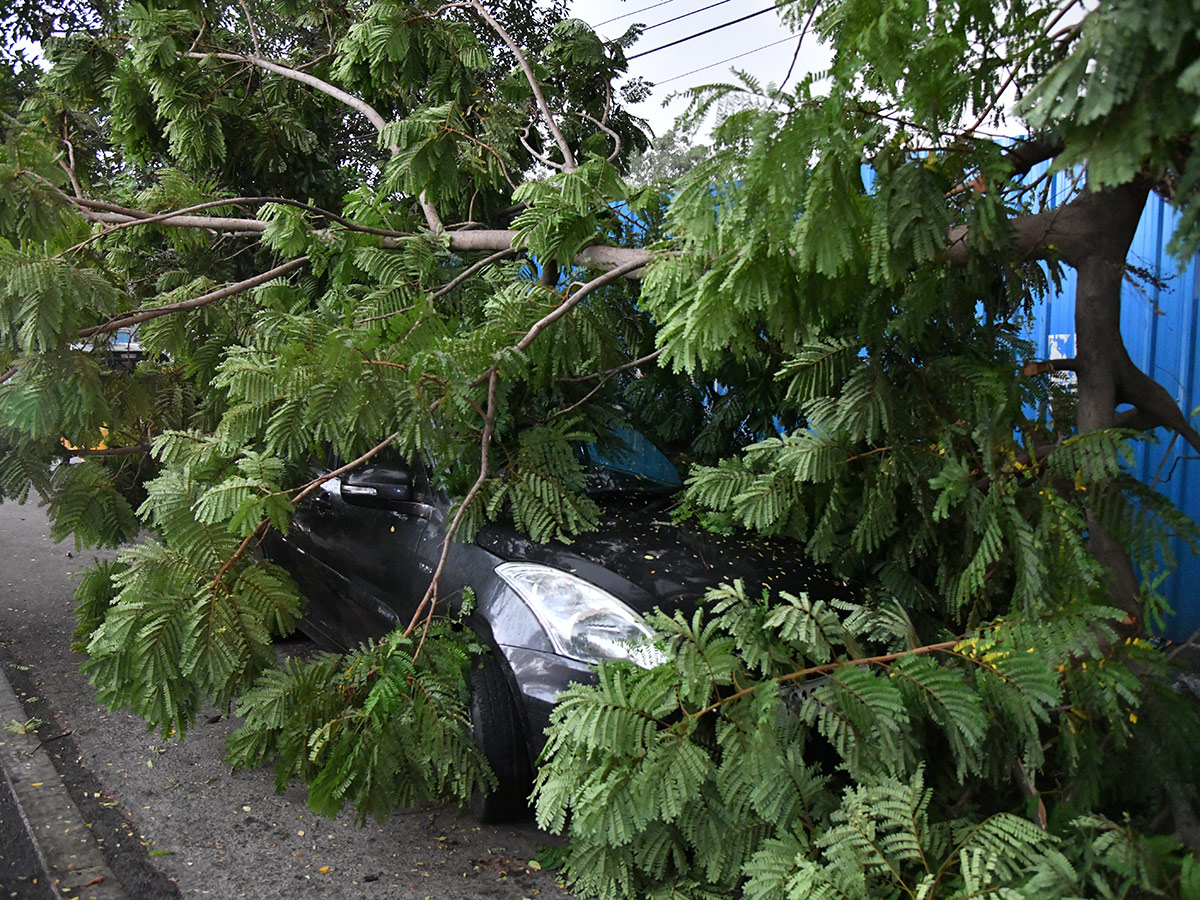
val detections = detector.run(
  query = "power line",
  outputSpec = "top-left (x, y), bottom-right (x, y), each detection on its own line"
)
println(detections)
top-left (627, 5), bottom-right (780, 60)
top-left (643, 0), bottom-right (737, 32)
top-left (657, 33), bottom-right (796, 85)
top-left (594, 0), bottom-right (683, 28)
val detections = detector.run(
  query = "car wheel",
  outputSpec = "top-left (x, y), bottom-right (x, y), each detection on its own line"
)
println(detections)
top-left (469, 649), bottom-right (533, 822)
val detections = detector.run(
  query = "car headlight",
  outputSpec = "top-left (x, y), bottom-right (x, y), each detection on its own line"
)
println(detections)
top-left (495, 562), bottom-right (666, 668)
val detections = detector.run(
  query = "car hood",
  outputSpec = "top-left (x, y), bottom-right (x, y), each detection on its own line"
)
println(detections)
top-left (475, 497), bottom-right (842, 614)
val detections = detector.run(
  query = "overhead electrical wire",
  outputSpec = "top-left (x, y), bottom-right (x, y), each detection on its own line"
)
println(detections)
top-left (657, 34), bottom-right (797, 85)
top-left (641, 0), bottom-right (737, 32)
top-left (594, 0), bottom-right (683, 28)
top-left (626, 5), bottom-right (781, 60)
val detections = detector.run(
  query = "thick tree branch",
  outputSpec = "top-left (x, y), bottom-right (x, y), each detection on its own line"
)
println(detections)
top-left (77, 257), bottom-right (310, 338)
top-left (84, 209), bottom-right (266, 234)
top-left (183, 50), bottom-right (447, 232)
top-left (67, 196), bottom-right (412, 251)
top-left (1115, 357), bottom-right (1200, 454)
top-left (68, 204), bottom-right (655, 274)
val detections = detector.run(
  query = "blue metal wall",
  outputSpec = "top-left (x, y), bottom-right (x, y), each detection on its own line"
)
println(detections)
top-left (1028, 173), bottom-right (1200, 640)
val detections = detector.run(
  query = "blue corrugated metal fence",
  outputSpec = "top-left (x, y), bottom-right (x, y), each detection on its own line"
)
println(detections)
top-left (1029, 173), bottom-right (1200, 640)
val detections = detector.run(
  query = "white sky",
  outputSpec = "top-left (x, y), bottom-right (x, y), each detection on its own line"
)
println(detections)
top-left (568, 0), bottom-right (829, 137)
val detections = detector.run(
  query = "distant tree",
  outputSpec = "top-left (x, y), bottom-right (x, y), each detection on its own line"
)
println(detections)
top-left (626, 124), bottom-right (710, 187)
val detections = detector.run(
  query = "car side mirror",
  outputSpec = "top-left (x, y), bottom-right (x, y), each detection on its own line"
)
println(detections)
top-left (340, 465), bottom-right (414, 509)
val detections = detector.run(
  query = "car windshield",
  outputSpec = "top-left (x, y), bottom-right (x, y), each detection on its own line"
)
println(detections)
top-left (576, 428), bottom-right (682, 495)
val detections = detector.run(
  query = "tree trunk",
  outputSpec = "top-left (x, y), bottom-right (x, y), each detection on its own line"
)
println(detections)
top-left (1069, 180), bottom-right (1151, 630)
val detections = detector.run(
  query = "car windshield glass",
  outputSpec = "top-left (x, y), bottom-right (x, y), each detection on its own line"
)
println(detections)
top-left (577, 427), bottom-right (681, 494)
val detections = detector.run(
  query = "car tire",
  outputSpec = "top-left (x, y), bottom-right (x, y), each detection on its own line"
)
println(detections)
top-left (469, 650), bottom-right (533, 822)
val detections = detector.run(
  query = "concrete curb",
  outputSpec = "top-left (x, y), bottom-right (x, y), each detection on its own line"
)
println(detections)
top-left (0, 663), bottom-right (127, 900)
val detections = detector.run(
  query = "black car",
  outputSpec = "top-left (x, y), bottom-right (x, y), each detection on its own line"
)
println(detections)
top-left (266, 430), bottom-right (831, 819)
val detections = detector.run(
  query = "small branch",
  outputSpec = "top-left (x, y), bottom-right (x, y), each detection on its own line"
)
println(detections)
top-left (429, 247), bottom-right (518, 302)
top-left (518, 125), bottom-right (565, 171)
top-left (515, 258), bottom-right (647, 353)
top-left (237, 0), bottom-right (262, 58)
top-left (290, 432), bottom-right (401, 507)
top-left (561, 347), bottom-right (664, 383)
top-left (77, 257), bottom-right (309, 339)
top-left (574, 110), bottom-right (622, 163)
top-left (0, 367), bottom-right (16, 385)
top-left (547, 348), bottom-right (665, 420)
top-left (1021, 357), bottom-right (1078, 377)
top-left (59, 119), bottom-right (83, 198)
top-left (688, 640), bottom-right (961, 719)
top-left (403, 368), bottom-right (500, 641)
top-left (467, 0), bottom-right (577, 172)
top-left (213, 432), bottom-right (404, 591)
top-left (360, 359), bottom-right (452, 390)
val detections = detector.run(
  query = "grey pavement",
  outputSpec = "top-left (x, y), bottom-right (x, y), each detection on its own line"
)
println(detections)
top-left (0, 657), bottom-right (126, 900)
top-left (0, 500), bottom-right (573, 899)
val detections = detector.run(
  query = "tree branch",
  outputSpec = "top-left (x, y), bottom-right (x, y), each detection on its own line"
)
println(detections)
top-left (403, 367), bottom-right (500, 641)
top-left (466, 0), bottom-right (577, 172)
top-left (561, 347), bottom-right (664, 383)
top-left (182, 50), bottom-right (447, 232)
top-left (429, 247), bottom-right (519, 301)
top-left (77, 257), bottom-right (309, 338)
top-left (63, 204), bottom-right (655, 275)
top-left (185, 51), bottom-right (388, 133)
top-left (515, 258), bottom-right (647, 353)
top-left (67, 196), bottom-right (412, 251)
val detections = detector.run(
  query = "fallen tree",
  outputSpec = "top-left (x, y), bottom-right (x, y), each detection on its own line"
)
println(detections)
top-left (2, 0), bottom-right (1200, 897)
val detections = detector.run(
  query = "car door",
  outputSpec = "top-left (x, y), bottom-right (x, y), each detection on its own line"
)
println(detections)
top-left (283, 451), bottom-right (440, 649)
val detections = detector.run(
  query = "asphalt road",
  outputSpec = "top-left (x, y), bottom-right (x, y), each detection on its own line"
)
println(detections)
top-left (0, 500), bottom-right (572, 899)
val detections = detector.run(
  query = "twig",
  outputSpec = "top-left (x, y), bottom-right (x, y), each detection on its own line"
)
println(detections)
top-left (687, 640), bottom-right (961, 719)
top-left (29, 731), bottom-right (72, 756)
top-left (548, 349), bottom-right (665, 420)
top-left (561, 348), bottom-right (664, 383)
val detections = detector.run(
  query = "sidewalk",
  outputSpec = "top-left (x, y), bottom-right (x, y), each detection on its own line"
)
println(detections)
top-left (0, 651), bottom-right (127, 900)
